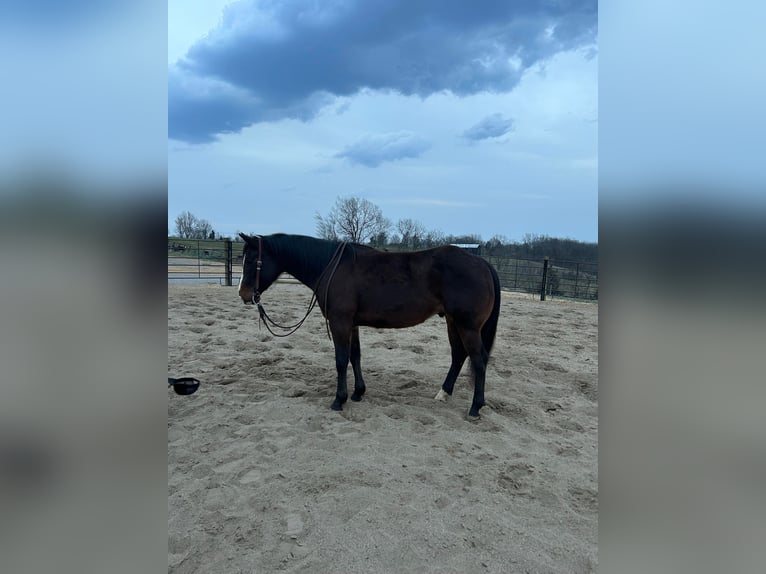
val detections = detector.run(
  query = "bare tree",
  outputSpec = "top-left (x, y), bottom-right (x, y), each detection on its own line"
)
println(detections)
top-left (174, 211), bottom-right (213, 239)
top-left (396, 218), bottom-right (426, 249)
top-left (174, 211), bottom-right (197, 238)
top-left (369, 230), bottom-right (388, 248)
top-left (424, 228), bottom-right (446, 247)
top-left (315, 197), bottom-right (391, 244)
top-left (194, 218), bottom-right (213, 239)
top-left (485, 234), bottom-right (509, 254)
top-left (314, 211), bottom-right (339, 240)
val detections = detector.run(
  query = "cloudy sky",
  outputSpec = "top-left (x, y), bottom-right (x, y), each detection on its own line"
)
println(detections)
top-left (169, 0), bottom-right (597, 243)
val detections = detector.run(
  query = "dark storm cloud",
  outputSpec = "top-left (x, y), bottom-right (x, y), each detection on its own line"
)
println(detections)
top-left (169, 0), bottom-right (597, 143)
top-left (335, 131), bottom-right (431, 167)
top-left (167, 69), bottom-right (335, 143)
top-left (463, 113), bottom-right (515, 141)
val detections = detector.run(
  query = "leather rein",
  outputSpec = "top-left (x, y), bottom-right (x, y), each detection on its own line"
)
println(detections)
top-left (249, 236), bottom-right (347, 339)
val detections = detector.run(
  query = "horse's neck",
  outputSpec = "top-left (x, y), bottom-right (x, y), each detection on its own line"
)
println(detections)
top-left (276, 237), bottom-right (338, 290)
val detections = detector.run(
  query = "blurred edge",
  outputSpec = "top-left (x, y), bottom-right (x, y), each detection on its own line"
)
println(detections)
top-left (0, 181), bottom-right (168, 574)
top-left (600, 197), bottom-right (766, 574)
top-left (600, 1), bottom-right (766, 573)
top-left (0, 1), bottom-right (167, 573)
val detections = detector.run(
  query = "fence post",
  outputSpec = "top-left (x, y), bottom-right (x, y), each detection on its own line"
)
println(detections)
top-left (540, 257), bottom-right (549, 301)
top-left (574, 262), bottom-right (580, 299)
top-left (225, 239), bottom-right (233, 286)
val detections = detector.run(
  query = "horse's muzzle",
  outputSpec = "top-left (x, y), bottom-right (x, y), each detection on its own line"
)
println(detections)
top-left (239, 287), bottom-right (254, 304)
top-left (239, 287), bottom-right (260, 305)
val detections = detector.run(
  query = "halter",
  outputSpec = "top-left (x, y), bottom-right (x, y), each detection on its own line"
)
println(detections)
top-left (247, 238), bottom-right (348, 339)
top-left (251, 235), bottom-right (263, 305)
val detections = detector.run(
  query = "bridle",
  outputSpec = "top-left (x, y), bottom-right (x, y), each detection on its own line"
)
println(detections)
top-left (244, 236), bottom-right (348, 339)
top-left (250, 234), bottom-right (264, 305)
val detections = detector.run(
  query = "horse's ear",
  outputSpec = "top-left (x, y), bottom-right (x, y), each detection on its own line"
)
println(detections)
top-left (239, 232), bottom-right (250, 242)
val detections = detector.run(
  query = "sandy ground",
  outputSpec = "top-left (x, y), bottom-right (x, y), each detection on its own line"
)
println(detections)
top-left (168, 283), bottom-right (597, 573)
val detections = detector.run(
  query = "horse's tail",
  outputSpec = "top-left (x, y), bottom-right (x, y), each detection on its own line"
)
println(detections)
top-left (482, 262), bottom-right (501, 357)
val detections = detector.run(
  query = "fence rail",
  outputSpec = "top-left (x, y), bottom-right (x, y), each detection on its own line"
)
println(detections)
top-left (484, 255), bottom-right (598, 300)
top-left (168, 238), bottom-right (240, 285)
top-left (168, 238), bottom-right (598, 300)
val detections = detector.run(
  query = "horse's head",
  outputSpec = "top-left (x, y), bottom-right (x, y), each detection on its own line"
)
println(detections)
top-left (238, 233), bottom-right (282, 304)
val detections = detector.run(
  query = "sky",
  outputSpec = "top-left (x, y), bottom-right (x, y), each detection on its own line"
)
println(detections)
top-left (168, 0), bottom-right (598, 243)
top-left (599, 0), bottom-right (766, 201)
top-left (1, 1), bottom-right (166, 184)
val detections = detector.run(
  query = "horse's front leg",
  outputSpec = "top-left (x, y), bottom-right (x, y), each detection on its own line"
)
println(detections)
top-left (330, 323), bottom-right (352, 411)
top-left (349, 327), bottom-right (366, 402)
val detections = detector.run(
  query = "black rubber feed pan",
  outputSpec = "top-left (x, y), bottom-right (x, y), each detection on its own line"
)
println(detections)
top-left (168, 377), bottom-right (200, 395)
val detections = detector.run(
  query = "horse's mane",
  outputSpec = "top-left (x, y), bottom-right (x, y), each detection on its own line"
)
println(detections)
top-left (266, 234), bottom-right (375, 287)
top-left (270, 233), bottom-right (375, 255)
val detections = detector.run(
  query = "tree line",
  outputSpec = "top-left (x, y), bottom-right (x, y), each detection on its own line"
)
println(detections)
top-left (173, 211), bottom-right (218, 240)
top-left (314, 196), bottom-right (597, 261)
top-left (171, 196), bottom-right (597, 262)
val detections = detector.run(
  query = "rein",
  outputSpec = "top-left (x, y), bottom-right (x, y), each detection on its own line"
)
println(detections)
top-left (250, 238), bottom-right (348, 339)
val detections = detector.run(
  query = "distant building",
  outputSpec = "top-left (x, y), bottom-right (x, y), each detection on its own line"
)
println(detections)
top-left (450, 243), bottom-right (481, 254)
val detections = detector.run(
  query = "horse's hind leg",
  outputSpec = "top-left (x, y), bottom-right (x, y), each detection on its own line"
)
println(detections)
top-left (435, 321), bottom-right (468, 402)
top-left (443, 326), bottom-right (488, 419)
top-left (462, 329), bottom-right (489, 419)
top-left (350, 327), bottom-right (366, 402)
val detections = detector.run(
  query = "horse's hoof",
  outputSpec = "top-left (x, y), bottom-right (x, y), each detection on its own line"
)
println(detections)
top-left (434, 389), bottom-right (451, 402)
top-left (330, 402), bottom-right (343, 411)
top-left (350, 393), bottom-right (363, 402)
top-left (466, 413), bottom-right (481, 422)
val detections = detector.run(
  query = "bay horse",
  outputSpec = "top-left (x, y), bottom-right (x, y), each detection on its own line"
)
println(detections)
top-left (237, 233), bottom-right (501, 419)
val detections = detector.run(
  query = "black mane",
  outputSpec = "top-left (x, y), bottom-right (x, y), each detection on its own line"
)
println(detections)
top-left (265, 234), bottom-right (373, 290)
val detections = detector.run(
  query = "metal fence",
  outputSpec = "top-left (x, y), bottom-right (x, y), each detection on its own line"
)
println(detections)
top-left (484, 255), bottom-right (598, 301)
top-left (168, 238), bottom-right (239, 285)
top-left (168, 238), bottom-right (598, 300)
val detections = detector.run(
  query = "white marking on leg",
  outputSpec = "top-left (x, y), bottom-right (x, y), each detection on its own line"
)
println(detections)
top-left (434, 389), bottom-right (450, 402)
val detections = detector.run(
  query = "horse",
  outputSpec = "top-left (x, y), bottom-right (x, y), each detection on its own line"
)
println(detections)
top-left (237, 233), bottom-right (501, 419)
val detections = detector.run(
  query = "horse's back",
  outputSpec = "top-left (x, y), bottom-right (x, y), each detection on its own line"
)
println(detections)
top-left (352, 245), bottom-right (491, 291)
top-left (349, 249), bottom-right (441, 327)
top-left (409, 245), bottom-right (490, 295)
top-left (346, 246), bottom-right (494, 328)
